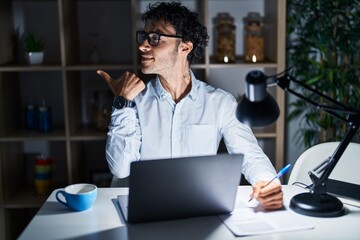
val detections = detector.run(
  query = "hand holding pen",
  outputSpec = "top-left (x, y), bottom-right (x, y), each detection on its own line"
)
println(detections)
top-left (249, 163), bottom-right (292, 202)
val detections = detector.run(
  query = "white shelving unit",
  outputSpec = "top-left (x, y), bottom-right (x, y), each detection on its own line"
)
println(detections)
top-left (0, 0), bottom-right (286, 238)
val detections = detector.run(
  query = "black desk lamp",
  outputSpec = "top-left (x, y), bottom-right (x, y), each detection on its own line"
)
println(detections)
top-left (236, 69), bottom-right (360, 217)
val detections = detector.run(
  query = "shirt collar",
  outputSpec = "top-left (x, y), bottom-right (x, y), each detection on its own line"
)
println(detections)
top-left (155, 69), bottom-right (199, 102)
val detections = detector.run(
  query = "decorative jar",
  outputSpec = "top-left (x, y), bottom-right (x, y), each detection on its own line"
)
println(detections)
top-left (243, 12), bottom-right (265, 63)
top-left (214, 13), bottom-right (236, 63)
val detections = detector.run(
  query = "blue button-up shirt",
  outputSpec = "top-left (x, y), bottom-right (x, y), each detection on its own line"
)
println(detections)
top-left (106, 70), bottom-right (277, 184)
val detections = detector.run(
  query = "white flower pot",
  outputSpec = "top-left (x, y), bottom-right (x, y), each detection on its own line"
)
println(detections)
top-left (25, 52), bottom-right (44, 65)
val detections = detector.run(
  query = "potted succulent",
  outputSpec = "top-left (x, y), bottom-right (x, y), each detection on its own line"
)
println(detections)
top-left (22, 32), bottom-right (45, 65)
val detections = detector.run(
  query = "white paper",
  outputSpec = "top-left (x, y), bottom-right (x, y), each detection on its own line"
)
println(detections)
top-left (219, 206), bottom-right (314, 236)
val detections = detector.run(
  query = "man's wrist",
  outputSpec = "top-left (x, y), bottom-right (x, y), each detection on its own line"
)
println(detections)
top-left (112, 96), bottom-right (136, 109)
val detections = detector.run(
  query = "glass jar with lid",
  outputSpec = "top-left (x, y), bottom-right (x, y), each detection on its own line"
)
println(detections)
top-left (243, 12), bottom-right (265, 63)
top-left (214, 12), bottom-right (236, 63)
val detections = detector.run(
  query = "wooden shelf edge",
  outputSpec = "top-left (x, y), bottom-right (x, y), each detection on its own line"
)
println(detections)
top-left (0, 62), bottom-right (279, 71)
top-left (0, 63), bottom-right (134, 72)
top-left (0, 128), bottom-right (66, 142)
top-left (0, 64), bottom-right (62, 72)
top-left (70, 125), bottom-right (107, 141)
top-left (70, 136), bottom-right (107, 141)
top-left (254, 133), bottom-right (277, 138)
top-left (65, 64), bottom-right (134, 71)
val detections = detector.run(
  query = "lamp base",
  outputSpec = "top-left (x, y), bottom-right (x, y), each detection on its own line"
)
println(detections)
top-left (290, 192), bottom-right (345, 217)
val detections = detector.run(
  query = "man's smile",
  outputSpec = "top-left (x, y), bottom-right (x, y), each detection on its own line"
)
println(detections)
top-left (141, 55), bottom-right (154, 63)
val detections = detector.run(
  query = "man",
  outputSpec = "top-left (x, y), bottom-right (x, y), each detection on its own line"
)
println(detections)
top-left (97, 2), bottom-right (283, 210)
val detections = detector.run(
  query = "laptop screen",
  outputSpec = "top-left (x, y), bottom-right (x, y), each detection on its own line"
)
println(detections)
top-left (119, 154), bottom-right (243, 223)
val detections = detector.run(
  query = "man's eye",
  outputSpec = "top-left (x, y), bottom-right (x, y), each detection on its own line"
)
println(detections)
top-left (149, 34), bottom-right (160, 41)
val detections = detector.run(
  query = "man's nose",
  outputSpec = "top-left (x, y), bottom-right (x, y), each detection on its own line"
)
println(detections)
top-left (138, 39), bottom-right (151, 52)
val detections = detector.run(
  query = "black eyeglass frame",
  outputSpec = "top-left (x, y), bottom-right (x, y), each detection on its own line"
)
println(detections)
top-left (136, 31), bottom-right (183, 46)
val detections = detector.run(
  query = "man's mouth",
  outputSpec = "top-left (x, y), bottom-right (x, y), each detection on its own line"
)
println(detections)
top-left (141, 55), bottom-right (154, 63)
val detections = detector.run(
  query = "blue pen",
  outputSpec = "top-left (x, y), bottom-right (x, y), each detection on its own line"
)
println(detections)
top-left (248, 163), bottom-right (292, 202)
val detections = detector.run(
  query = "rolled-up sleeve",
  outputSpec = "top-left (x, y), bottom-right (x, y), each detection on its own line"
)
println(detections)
top-left (220, 95), bottom-right (277, 185)
top-left (106, 107), bottom-right (141, 178)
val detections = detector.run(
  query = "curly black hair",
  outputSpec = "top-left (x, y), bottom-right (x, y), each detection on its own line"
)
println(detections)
top-left (142, 1), bottom-right (209, 64)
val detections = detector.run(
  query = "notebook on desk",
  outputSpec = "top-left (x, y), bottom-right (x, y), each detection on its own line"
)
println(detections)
top-left (117, 153), bottom-right (243, 224)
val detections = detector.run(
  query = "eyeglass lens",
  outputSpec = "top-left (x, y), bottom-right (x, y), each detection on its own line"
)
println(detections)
top-left (136, 31), bottom-right (160, 46)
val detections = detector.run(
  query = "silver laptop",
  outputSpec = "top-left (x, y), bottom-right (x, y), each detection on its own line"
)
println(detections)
top-left (117, 153), bottom-right (243, 223)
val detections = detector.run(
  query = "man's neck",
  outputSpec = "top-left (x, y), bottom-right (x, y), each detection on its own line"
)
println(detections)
top-left (159, 70), bottom-right (192, 103)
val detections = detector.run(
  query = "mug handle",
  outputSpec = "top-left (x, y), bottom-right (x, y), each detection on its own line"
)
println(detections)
top-left (56, 190), bottom-right (68, 207)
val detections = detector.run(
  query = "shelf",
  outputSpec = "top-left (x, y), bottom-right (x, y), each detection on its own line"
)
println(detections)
top-left (208, 62), bottom-right (278, 69)
top-left (70, 126), bottom-right (107, 141)
top-left (252, 125), bottom-right (277, 138)
top-left (0, 64), bottom-right (63, 72)
top-left (65, 63), bottom-right (134, 71)
top-left (0, 126), bottom-right (277, 161)
top-left (209, 56), bottom-right (278, 68)
top-left (0, 63), bottom-right (133, 72)
top-left (0, 1), bottom-right (286, 239)
top-left (0, 128), bottom-right (66, 142)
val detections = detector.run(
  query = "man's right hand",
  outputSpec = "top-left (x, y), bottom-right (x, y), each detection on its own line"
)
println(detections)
top-left (97, 70), bottom-right (145, 100)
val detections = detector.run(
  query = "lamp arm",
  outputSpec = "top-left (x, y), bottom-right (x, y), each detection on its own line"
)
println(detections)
top-left (273, 74), bottom-right (359, 119)
top-left (269, 72), bottom-right (360, 195)
top-left (285, 88), bottom-right (349, 122)
top-left (309, 121), bottom-right (360, 194)
top-left (309, 123), bottom-right (360, 187)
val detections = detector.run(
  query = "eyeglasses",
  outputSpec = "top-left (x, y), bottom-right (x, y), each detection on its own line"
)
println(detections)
top-left (136, 31), bottom-right (183, 46)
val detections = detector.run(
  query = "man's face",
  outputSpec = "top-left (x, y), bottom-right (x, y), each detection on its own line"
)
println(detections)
top-left (138, 20), bottom-right (181, 75)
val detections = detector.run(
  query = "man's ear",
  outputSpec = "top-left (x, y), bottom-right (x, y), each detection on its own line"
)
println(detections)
top-left (180, 41), bottom-right (193, 55)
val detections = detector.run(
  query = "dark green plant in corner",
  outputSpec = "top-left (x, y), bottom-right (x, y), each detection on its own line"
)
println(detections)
top-left (286, 0), bottom-right (360, 147)
top-left (22, 32), bottom-right (45, 52)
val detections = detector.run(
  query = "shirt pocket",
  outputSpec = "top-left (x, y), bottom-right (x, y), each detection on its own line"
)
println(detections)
top-left (185, 124), bottom-right (216, 156)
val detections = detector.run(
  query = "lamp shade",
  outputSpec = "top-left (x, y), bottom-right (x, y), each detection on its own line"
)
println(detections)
top-left (236, 70), bottom-right (280, 127)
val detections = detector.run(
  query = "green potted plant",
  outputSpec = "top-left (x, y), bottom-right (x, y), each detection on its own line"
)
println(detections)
top-left (286, 0), bottom-right (360, 147)
top-left (22, 32), bottom-right (45, 65)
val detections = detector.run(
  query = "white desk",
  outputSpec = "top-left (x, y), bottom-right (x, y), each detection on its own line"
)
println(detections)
top-left (19, 185), bottom-right (360, 240)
